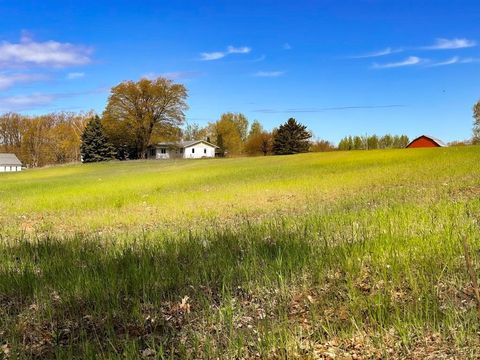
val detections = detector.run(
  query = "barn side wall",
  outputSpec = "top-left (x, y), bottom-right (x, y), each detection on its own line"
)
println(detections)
top-left (407, 137), bottom-right (441, 148)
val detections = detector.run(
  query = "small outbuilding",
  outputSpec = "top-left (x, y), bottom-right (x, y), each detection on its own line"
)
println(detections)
top-left (406, 135), bottom-right (447, 148)
top-left (0, 153), bottom-right (22, 172)
top-left (148, 140), bottom-right (219, 160)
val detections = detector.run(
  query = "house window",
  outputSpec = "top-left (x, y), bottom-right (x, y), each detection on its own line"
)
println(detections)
top-left (204, 148), bottom-right (207, 154)
top-left (192, 148), bottom-right (195, 153)
top-left (149, 148), bottom-right (156, 156)
top-left (180, 148), bottom-right (184, 153)
top-left (161, 148), bottom-right (166, 154)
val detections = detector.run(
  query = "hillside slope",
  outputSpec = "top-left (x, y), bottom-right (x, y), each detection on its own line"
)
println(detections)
top-left (1, 147), bottom-right (479, 358)
top-left (1, 147), bottom-right (479, 237)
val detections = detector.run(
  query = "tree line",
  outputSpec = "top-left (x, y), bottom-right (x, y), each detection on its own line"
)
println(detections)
top-left (0, 111), bottom-right (91, 167)
top-left (337, 134), bottom-right (410, 150)
top-left (2, 76), bottom-right (480, 167)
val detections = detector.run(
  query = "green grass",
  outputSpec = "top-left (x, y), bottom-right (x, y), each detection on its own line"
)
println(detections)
top-left (1, 147), bottom-right (479, 358)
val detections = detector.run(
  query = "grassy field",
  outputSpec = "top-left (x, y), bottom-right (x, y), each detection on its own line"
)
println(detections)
top-left (1, 147), bottom-right (480, 358)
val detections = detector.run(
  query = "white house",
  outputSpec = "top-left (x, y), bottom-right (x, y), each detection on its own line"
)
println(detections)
top-left (0, 153), bottom-right (22, 172)
top-left (148, 140), bottom-right (219, 160)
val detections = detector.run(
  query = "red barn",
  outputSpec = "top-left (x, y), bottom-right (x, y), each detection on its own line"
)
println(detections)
top-left (406, 135), bottom-right (446, 148)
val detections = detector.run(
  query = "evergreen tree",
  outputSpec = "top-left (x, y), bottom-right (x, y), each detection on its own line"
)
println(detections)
top-left (352, 136), bottom-right (364, 150)
top-left (272, 118), bottom-right (311, 155)
top-left (80, 116), bottom-right (117, 163)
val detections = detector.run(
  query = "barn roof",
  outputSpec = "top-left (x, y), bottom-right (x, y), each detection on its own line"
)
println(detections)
top-left (406, 135), bottom-right (447, 148)
top-left (0, 153), bottom-right (22, 166)
top-left (153, 140), bottom-right (219, 149)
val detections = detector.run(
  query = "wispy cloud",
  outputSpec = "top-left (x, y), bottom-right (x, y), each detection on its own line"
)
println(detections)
top-left (227, 46), bottom-right (250, 54)
top-left (200, 52), bottom-right (226, 61)
top-left (423, 38), bottom-right (476, 50)
top-left (200, 45), bottom-right (251, 61)
top-left (0, 93), bottom-right (55, 111)
top-left (0, 73), bottom-right (46, 89)
top-left (283, 43), bottom-right (292, 50)
top-left (428, 56), bottom-right (479, 67)
top-left (0, 36), bottom-right (92, 68)
top-left (372, 56), bottom-right (422, 69)
top-left (351, 47), bottom-right (403, 59)
top-left (254, 71), bottom-right (285, 77)
top-left (143, 71), bottom-right (202, 80)
top-left (160, 71), bottom-right (202, 80)
top-left (250, 55), bottom-right (266, 63)
top-left (253, 105), bottom-right (404, 113)
top-left (66, 72), bottom-right (85, 80)
top-left (0, 88), bottom-right (106, 112)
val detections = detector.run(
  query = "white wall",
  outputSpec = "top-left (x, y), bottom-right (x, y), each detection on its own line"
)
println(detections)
top-left (0, 165), bottom-right (22, 172)
top-left (183, 143), bottom-right (216, 159)
top-left (148, 142), bottom-right (216, 160)
top-left (155, 148), bottom-right (171, 159)
top-left (149, 148), bottom-right (180, 159)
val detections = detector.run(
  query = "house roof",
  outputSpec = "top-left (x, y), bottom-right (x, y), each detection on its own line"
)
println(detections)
top-left (154, 140), bottom-right (219, 149)
top-left (406, 135), bottom-right (447, 148)
top-left (0, 153), bottom-right (22, 166)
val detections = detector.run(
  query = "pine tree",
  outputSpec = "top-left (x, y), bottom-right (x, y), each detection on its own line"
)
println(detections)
top-left (272, 118), bottom-right (311, 155)
top-left (80, 116), bottom-right (117, 163)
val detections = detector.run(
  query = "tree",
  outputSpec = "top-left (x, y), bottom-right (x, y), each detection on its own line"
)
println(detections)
top-left (183, 122), bottom-right (208, 141)
top-left (473, 100), bottom-right (480, 144)
top-left (338, 136), bottom-right (353, 151)
top-left (0, 113), bottom-right (25, 155)
top-left (80, 116), bottom-right (116, 163)
top-left (223, 112), bottom-right (249, 142)
top-left (21, 115), bottom-right (56, 167)
top-left (216, 133), bottom-right (225, 157)
top-left (394, 135), bottom-right (409, 148)
top-left (45, 112), bottom-right (90, 164)
top-left (103, 77), bottom-right (188, 159)
top-left (272, 118), bottom-right (311, 155)
top-left (311, 139), bottom-right (335, 152)
top-left (245, 131), bottom-right (273, 156)
top-left (366, 135), bottom-right (379, 150)
top-left (248, 120), bottom-right (263, 138)
top-left (379, 134), bottom-right (394, 149)
top-left (209, 113), bottom-right (249, 155)
top-left (352, 136), bottom-right (364, 150)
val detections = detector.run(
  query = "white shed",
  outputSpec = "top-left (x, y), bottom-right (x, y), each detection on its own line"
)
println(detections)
top-left (148, 140), bottom-right (219, 160)
top-left (0, 153), bottom-right (22, 172)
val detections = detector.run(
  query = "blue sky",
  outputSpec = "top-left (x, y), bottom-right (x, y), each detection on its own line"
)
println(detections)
top-left (1, 0), bottom-right (479, 143)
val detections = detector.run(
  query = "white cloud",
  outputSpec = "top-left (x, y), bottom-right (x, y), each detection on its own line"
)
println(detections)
top-left (0, 93), bottom-right (54, 111)
top-left (66, 72), bottom-right (85, 80)
top-left (254, 71), bottom-right (285, 77)
top-left (227, 46), bottom-right (251, 54)
top-left (0, 73), bottom-right (46, 89)
top-left (200, 45), bottom-right (251, 61)
top-left (373, 56), bottom-right (422, 69)
top-left (423, 38), bottom-right (476, 50)
top-left (283, 43), bottom-right (292, 50)
top-left (428, 56), bottom-right (479, 67)
top-left (200, 51), bottom-right (226, 61)
top-left (351, 47), bottom-right (403, 59)
top-left (143, 71), bottom-right (202, 80)
top-left (0, 36), bottom-right (92, 68)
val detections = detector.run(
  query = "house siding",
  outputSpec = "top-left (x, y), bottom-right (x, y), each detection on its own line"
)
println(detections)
top-left (183, 143), bottom-right (216, 159)
top-left (148, 141), bottom-right (217, 160)
top-left (0, 165), bottom-right (22, 172)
